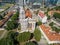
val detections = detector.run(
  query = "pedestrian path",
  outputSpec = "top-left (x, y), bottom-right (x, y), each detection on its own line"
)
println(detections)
top-left (0, 30), bottom-right (7, 40)
top-left (38, 38), bottom-right (48, 45)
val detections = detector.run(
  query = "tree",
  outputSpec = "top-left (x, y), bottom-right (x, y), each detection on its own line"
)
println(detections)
top-left (0, 32), bottom-right (14, 45)
top-left (51, 26), bottom-right (60, 33)
top-left (5, 21), bottom-right (18, 30)
top-left (11, 11), bottom-right (19, 21)
top-left (11, 14), bottom-right (18, 21)
top-left (29, 33), bottom-right (34, 40)
top-left (36, 21), bottom-right (42, 26)
top-left (0, 15), bottom-right (3, 20)
top-left (53, 13), bottom-right (60, 19)
top-left (0, 38), bottom-right (7, 45)
top-left (7, 31), bottom-right (19, 45)
top-left (47, 15), bottom-right (50, 20)
top-left (17, 32), bottom-right (31, 42)
top-left (18, 23), bottom-right (21, 30)
top-left (0, 31), bottom-right (19, 45)
top-left (49, 22), bottom-right (54, 26)
top-left (53, 6), bottom-right (60, 10)
top-left (34, 28), bottom-right (41, 41)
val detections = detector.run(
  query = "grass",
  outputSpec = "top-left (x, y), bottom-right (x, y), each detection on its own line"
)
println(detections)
top-left (0, 3), bottom-right (14, 9)
top-left (0, 30), bottom-right (5, 36)
top-left (0, 3), bottom-right (14, 13)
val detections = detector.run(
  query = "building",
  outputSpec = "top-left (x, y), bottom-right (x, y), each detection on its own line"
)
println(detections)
top-left (20, 19), bottom-right (28, 31)
top-left (2, 0), bottom-right (17, 3)
top-left (49, 0), bottom-right (58, 5)
top-left (57, 0), bottom-right (60, 6)
top-left (19, 0), bottom-right (24, 6)
top-left (25, 8), bottom-right (32, 18)
top-left (32, 2), bottom-right (41, 9)
top-left (0, 0), bottom-right (17, 4)
top-left (19, 7), bottom-right (36, 32)
top-left (45, 0), bottom-right (58, 6)
top-left (19, 7), bottom-right (27, 31)
top-left (27, 18), bottom-right (36, 32)
top-left (19, 7), bottom-right (25, 19)
top-left (38, 10), bottom-right (47, 23)
top-left (25, 0), bottom-right (43, 8)
top-left (0, 0), bottom-right (17, 5)
top-left (39, 24), bottom-right (60, 44)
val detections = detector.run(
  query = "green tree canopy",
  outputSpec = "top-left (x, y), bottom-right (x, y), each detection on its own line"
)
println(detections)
top-left (49, 22), bottom-right (54, 26)
top-left (0, 15), bottom-right (3, 20)
top-left (34, 28), bottom-right (41, 41)
top-left (36, 21), bottom-right (42, 26)
top-left (17, 32), bottom-right (31, 42)
top-left (53, 13), bottom-right (60, 19)
top-left (0, 31), bottom-right (16, 45)
top-left (53, 6), bottom-right (60, 10)
top-left (47, 15), bottom-right (50, 20)
top-left (51, 26), bottom-right (60, 33)
top-left (11, 11), bottom-right (19, 21)
top-left (5, 21), bottom-right (18, 30)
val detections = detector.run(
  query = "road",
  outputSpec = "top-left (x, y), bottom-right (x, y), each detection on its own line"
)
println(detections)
top-left (38, 36), bottom-right (48, 45)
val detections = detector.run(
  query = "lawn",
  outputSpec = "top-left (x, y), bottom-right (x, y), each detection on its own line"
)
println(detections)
top-left (0, 30), bottom-right (5, 36)
top-left (0, 3), bottom-right (14, 9)
top-left (0, 3), bottom-right (14, 14)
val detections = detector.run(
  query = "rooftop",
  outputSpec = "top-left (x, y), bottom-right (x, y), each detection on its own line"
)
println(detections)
top-left (0, 11), bottom-right (14, 27)
top-left (25, 9), bottom-right (32, 18)
top-left (48, 10), bottom-right (60, 16)
top-left (39, 24), bottom-right (60, 44)
top-left (38, 11), bottom-right (45, 18)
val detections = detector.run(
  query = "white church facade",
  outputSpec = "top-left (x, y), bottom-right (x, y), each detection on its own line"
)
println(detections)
top-left (19, 6), bottom-right (36, 32)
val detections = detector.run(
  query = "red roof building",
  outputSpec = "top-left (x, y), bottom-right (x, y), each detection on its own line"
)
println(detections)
top-left (25, 9), bottom-right (32, 18)
top-left (39, 11), bottom-right (45, 18)
top-left (38, 11), bottom-right (47, 23)
top-left (39, 24), bottom-right (60, 44)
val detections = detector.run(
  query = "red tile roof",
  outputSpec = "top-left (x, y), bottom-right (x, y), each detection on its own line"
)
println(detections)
top-left (0, 11), bottom-right (14, 27)
top-left (38, 11), bottom-right (45, 18)
top-left (40, 24), bottom-right (60, 41)
top-left (48, 10), bottom-right (60, 16)
top-left (25, 9), bottom-right (32, 18)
